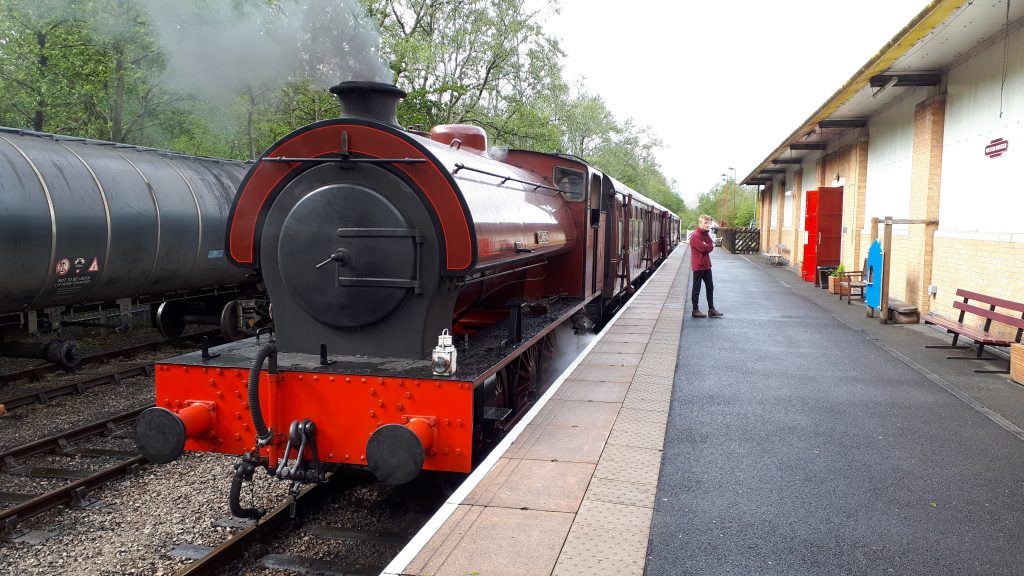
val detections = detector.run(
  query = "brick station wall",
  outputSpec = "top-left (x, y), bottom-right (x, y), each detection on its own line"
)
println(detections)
top-left (930, 236), bottom-right (1024, 342)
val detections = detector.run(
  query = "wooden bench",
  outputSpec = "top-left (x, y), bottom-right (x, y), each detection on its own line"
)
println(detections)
top-left (924, 289), bottom-right (1024, 373)
top-left (839, 259), bottom-right (868, 305)
top-left (762, 243), bottom-right (784, 266)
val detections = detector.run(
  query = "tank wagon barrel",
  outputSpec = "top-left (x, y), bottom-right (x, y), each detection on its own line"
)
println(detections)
top-left (0, 128), bottom-right (265, 366)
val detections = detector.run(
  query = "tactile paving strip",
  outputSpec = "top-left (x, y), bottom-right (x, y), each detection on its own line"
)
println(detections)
top-left (554, 249), bottom-right (688, 575)
top-left (607, 418), bottom-right (667, 450)
top-left (583, 475), bottom-right (657, 508)
top-left (552, 522), bottom-right (648, 576)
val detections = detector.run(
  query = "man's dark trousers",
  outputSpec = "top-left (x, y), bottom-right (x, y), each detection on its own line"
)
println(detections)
top-left (692, 269), bottom-right (714, 311)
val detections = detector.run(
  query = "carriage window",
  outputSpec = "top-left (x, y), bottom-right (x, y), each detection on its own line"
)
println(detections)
top-left (553, 167), bottom-right (585, 201)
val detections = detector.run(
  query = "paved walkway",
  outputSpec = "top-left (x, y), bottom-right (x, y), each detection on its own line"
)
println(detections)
top-left (384, 247), bottom-right (687, 576)
top-left (648, 250), bottom-right (1024, 576)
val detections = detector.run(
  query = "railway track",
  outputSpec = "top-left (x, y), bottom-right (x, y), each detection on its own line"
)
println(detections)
top-left (0, 363), bottom-right (154, 414)
top-left (0, 329), bottom-right (220, 386)
top-left (0, 330), bottom-right (222, 414)
top-left (0, 405), bottom-right (149, 543)
top-left (169, 471), bottom-right (435, 576)
top-left (171, 483), bottom-right (327, 576)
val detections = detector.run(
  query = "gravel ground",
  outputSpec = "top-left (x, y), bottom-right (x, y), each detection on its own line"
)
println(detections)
top-left (0, 450), bottom-right (446, 576)
top-left (0, 326), bottom-right (446, 576)
top-left (1, 451), bottom-right (292, 576)
top-left (217, 472), bottom-right (454, 576)
top-left (0, 339), bottom-right (212, 453)
top-left (0, 372), bottom-right (154, 453)
top-left (1, 323), bottom-right (297, 576)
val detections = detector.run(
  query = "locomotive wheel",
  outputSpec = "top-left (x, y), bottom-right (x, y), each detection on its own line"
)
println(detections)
top-left (493, 332), bottom-right (556, 431)
top-left (154, 300), bottom-right (187, 338)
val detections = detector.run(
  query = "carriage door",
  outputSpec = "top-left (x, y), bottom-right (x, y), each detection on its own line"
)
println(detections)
top-left (588, 173), bottom-right (605, 297)
top-left (602, 178), bottom-right (620, 298)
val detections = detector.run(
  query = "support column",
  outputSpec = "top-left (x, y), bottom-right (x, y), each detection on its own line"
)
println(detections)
top-left (851, 136), bottom-right (869, 267)
top-left (907, 94), bottom-right (946, 314)
top-left (791, 170), bottom-right (803, 269)
top-left (775, 185), bottom-right (785, 250)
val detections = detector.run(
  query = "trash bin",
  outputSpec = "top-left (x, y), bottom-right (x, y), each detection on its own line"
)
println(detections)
top-left (816, 265), bottom-right (837, 289)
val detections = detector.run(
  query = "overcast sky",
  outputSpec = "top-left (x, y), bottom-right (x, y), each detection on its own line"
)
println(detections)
top-left (544, 0), bottom-right (930, 204)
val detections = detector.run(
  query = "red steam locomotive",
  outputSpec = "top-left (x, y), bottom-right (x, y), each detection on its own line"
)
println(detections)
top-left (135, 82), bottom-right (679, 517)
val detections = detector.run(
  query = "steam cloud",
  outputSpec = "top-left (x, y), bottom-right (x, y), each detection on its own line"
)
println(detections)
top-left (137, 0), bottom-right (392, 103)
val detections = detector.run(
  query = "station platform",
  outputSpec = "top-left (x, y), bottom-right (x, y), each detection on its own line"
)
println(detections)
top-left (384, 246), bottom-right (1024, 576)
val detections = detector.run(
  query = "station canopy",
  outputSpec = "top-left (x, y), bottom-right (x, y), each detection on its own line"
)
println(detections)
top-left (742, 0), bottom-right (1024, 185)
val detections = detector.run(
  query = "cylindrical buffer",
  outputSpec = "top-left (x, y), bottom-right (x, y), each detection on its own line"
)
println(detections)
top-left (135, 403), bottom-right (214, 464)
top-left (0, 340), bottom-right (82, 369)
top-left (365, 418), bottom-right (434, 485)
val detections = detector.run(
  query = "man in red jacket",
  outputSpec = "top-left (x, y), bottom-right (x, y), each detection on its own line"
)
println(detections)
top-left (689, 214), bottom-right (723, 318)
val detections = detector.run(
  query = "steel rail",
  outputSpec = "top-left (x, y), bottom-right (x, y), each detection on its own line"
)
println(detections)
top-left (173, 483), bottom-right (323, 576)
top-left (0, 405), bottom-right (149, 464)
top-left (0, 456), bottom-right (146, 538)
top-left (0, 329), bottom-right (220, 386)
top-left (0, 364), bottom-right (155, 413)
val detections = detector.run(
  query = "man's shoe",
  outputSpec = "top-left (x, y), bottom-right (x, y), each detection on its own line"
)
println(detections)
top-left (708, 309), bottom-right (724, 318)
top-left (691, 310), bottom-right (707, 318)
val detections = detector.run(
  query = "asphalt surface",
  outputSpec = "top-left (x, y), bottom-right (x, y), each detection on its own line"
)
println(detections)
top-left (647, 250), bottom-right (1024, 576)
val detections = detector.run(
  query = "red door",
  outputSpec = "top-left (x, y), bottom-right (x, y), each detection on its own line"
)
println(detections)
top-left (817, 186), bottom-right (843, 267)
top-left (801, 190), bottom-right (819, 282)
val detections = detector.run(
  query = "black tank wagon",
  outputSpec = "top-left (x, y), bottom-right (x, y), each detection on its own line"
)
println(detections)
top-left (0, 128), bottom-right (268, 368)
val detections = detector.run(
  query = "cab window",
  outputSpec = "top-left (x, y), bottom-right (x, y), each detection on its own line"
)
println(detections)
top-left (553, 167), bottom-right (585, 201)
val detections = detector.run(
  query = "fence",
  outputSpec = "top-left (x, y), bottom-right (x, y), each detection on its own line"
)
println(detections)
top-left (719, 227), bottom-right (760, 254)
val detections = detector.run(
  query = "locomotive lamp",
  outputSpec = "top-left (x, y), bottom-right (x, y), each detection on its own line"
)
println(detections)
top-left (432, 329), bottom-right (457, 376)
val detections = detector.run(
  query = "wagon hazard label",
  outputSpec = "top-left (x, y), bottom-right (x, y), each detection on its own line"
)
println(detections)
top-left (53, 255), bottom-right (98, 299)
top-left (985, 138), bottom-right (1008, 158)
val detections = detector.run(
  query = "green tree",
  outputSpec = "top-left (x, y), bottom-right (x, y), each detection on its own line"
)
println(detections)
top-left (86, 0), bottom-right (180, 143)
top-left (685, 180), bottom-right (758, 229)
top-left (366, 0), bottom-right (564, 139)
top-left (583, 119), bottom-right (683, 215)
top-left (0, 0), bottom-right (107, 133)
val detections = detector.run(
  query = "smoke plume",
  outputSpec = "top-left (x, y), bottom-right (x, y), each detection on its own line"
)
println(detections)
top-left (137, 0), bottom-right (391, 103)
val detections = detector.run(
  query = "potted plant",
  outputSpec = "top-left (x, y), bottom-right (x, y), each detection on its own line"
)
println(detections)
top-left (828, 264), bottom-right (846, 294)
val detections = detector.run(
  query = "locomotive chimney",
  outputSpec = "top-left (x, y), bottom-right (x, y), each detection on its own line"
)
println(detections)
top-left (329, 81), bottom-right (405, 127)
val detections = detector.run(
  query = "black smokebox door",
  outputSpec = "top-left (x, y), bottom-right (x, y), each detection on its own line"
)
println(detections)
top-left (278, 183), bottom-right (414, 328)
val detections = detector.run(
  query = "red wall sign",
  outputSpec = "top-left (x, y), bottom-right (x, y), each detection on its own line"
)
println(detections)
top-left (985, 138), bottom-right (1008, 158)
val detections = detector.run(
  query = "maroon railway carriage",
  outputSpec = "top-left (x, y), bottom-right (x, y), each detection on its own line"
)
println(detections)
top-left (135, 82), bottom-right (678, 517)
